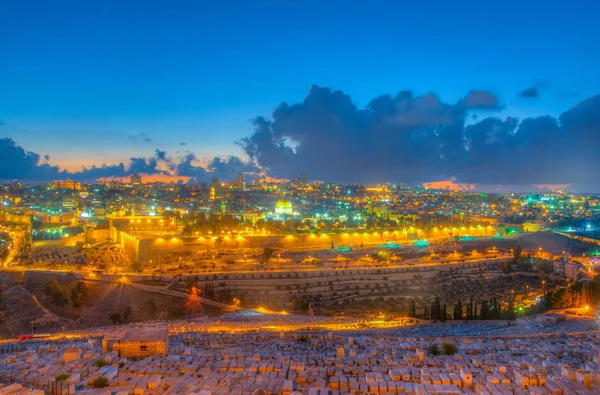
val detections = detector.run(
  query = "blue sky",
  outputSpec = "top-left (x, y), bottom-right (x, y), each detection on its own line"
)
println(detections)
top-left (1, 0), bottom-right (599, 175)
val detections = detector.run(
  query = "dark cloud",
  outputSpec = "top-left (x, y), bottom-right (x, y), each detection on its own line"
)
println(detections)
top-left (176, 153), bottom-right (258, 182)
top-left (519, 86), bottom-right (539, 98)
top-left (206, 156), bottom-right (259, 180)
top-left (175, 153), bottom-right (207, 180)
top-left (0, 139), bottom-right (254, 184)
top-left (0, 138), bottom-right (63, 182)
top-left (128, 132), bottom-right (153, 143)
top-left (3, 85), bottom-right (598, 188)
top-left (456, 90), bottom-right (501, 110)
top-left (239, 85), bottom-right (600, 185)
top-left (519, 81), bottom-right (549, 99)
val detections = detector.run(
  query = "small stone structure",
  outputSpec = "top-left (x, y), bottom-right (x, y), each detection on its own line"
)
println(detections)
top-left (536, 313), bottom-right (566, 323)
top-left (102, 327), bottom-right (169, 358)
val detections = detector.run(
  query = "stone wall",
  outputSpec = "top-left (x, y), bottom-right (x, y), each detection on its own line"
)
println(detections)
top-left (119, 339), bottom-right (168, 358)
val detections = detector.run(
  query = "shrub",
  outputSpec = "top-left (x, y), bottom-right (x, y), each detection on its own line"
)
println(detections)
top-left (55, 374), bottom-right (69, 381)
top-left (427, 344), bottom-right (440, 356)
top-left (109, 313), bottom-right (122, 324)
top-left (442, 343), bottom-right (458, 355)
top-left (45, 278), bottom-right (68, 307)
top-left (91, 376), bottom-right (109, 388)
top-left (94, 359), bottom-right (107, 368)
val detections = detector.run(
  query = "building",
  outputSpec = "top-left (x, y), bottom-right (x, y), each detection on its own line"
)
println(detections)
top-left (275, 200), bottom-right (293, 215)
top-left (237, 173), bottom-right (245, 188)
top-left (62, 197), bottom-right (77, 209)
top-left (130, 174), bottom-right (142, 184)
top-left (536, 313), bottom-right (566, 323)
top-left (554, 253), bottom-right (584, 281)
top-left (52, 179), bottom-right (82, 191)
top-left (522, 221), bottom-right (545, 232)
top-left (103, 327), bottom-right (169, 358)
top-left (565, 262), bottom-right (585, 281)
top-left (300, 172), bottom-right (308, 186)
top-left (266, 200), bottom-right (300, 222)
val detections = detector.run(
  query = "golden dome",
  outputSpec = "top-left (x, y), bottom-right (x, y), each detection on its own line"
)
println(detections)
top-left (275, 199), bottom-right (293, 214)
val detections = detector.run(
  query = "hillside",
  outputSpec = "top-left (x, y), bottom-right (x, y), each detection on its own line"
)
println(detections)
top-left (0, 271), bottom-right (218, 338)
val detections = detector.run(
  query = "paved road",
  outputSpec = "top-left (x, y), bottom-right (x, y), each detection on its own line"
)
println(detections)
top-left (2, 231), bottom-right (23, 268)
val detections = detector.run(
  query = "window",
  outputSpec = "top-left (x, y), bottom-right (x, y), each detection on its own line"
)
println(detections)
top-left (140, 345), bottom-right (148, 352)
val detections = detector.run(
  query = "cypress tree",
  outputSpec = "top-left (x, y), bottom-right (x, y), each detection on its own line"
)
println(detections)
top-left (434, 297), bottom-right (441, 320)
top-left (441, 304), bottom-right (447, 322)
top-left (469, 297), bottom-right (474, 319)
top-left (408, 299), bottom-right (416, 317)
top-left (481, 300), bottom-right (488, 320)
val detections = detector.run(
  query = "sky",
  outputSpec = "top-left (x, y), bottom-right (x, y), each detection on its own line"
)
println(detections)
top-left (1, 1), bottom-right (600, 191)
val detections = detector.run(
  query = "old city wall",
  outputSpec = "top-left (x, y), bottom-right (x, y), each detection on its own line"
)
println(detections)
top-left (180, 260), bottom-right (499, 309)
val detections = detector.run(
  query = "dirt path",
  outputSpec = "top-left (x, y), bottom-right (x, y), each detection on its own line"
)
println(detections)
top-left (17, 285), bottom-right (76, 325)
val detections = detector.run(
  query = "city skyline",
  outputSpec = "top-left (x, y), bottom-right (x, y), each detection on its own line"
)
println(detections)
top-left (1, 1), bottom-right (600, 191)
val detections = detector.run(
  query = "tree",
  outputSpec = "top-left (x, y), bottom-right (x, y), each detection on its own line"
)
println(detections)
top-left (441, 304), bottom-right (447, 322)
top-left (91, 377), bottom-right (108, 388)
top-left (45, 278), bottom-right (68, 307)
top-left (432, 297), bottom-right (441, 320)
top-left (466, 297), bottom-right (473, 320)
top-left (427, 344), bottom-right (440, 356)
top-left (408, 299), bottom-right (416, 317)
top-left (441, 343), bottom-right (458, 355)
top-left (504, 297), bottom-right (516, 320)
top-left (263, 247), bottom-right (276, 263)
top-left (512, 245), bottom-right (523, 264)
top-left (94, 359), bottom-right (107, 368)
top-left (480, 300), bottom-right (489, 319)
top-left (109, 313), bottom-right (122, 324)
top-left (70, 281), bottom-right (88, 308)
top-left (453, 300), bottom-right (463, 320)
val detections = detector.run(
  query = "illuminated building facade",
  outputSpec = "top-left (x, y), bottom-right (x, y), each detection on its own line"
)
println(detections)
top-left (267, 199), bottom-right (300, 221)
top-left (130, 174), bottom-right (142, 184)
top-left (52, 179), bottom-right (82, 191)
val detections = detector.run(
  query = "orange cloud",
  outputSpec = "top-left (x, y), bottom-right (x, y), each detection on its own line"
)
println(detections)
top-left (533, 184), bottom-right (572, 191)
top-left (99, 173), bottom-right (191, 184)
top-left (423, 180), bottom-right (476, 191)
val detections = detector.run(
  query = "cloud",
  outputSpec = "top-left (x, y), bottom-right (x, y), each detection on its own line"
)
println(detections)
top-left (239, 85), bottom-right (600, 186)
top-left (519, 86), bottom-right (539, 98)
top-left (0, 138), bottom-right (64, 182)
top-left (176, 152), bottom-right (258, 182)
top-left (179, 142), bottom-right (187, 146)
top-left (3, 85), bottom-right (599, 189)
top-left (457, 90), bottom-right (501, 110)
top-left (0, 138), bottom-right (255, 184)
top-left (128, 132), bottom-right (153, 143)
top-left (519, 81), bottom-right (549, 99)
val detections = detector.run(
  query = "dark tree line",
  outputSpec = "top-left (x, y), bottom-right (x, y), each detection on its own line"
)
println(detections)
top-left (419, 295), bottom-right (516, 321)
